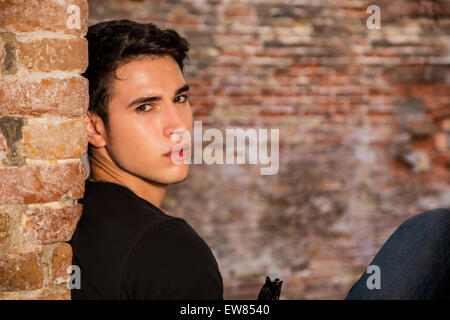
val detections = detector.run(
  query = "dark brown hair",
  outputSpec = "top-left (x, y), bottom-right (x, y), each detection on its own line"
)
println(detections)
top-left (83, 19), bottom-right (190, 130)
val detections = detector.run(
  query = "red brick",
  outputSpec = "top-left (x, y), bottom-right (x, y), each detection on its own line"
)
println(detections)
top-left (0, 0), bottom-right (88, 36)
top-left (0, 36), bottom-right (5, 66)
top-left (0, 284), bottom-right (70, 299)
top-left (22, 118), bottom-right (88, 160)
top-left (0, 77), bottom-right (88, 118)
top-left (16, 37), bottom-right (88, 73)
top-left (0, 116), bottom-right (24, 166)
top-left (22, 204), bottom-right (82, 245)
top-left (46, 243), bottom-right (73, 286)
top-left (0, 32), bottom-right (17, 75)
top-left (0, 212), bottom-right (9, 243)
top-left (0, 131), bottom-right (7, 162)
top-left (0, 252), bottom-right (43, 291)
top-left (0, 162), bottom-right (85, 205)
top-left (36, 285), bottom-right (71, 300)
top-left (435, 132), bottom-right (448, 152)
top-left (442, 119), bottom-right (450, 131)
top-left (224, 6), bottom-right (254, 17)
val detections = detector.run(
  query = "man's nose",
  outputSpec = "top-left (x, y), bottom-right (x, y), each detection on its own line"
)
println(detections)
top-left (162, 102), bottom-right (187, 138)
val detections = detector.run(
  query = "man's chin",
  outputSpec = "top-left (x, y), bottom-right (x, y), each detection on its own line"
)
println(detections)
top-left (152, 166), bottom-right (190, 185)
top-left (169, 173), bottom-right (189, 185)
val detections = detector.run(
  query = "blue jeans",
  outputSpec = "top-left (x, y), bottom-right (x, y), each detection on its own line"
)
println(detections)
top-left (345, 208), bottom-right (450, 300)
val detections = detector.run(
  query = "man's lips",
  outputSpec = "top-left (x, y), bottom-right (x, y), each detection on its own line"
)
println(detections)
top-left (163, 143), bottom-right (190, 158)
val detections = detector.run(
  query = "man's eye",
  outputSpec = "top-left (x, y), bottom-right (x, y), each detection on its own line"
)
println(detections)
top-left (174, 95), bottom-right (188, 103)
top-left (136, 104), bottom-right (153, 112)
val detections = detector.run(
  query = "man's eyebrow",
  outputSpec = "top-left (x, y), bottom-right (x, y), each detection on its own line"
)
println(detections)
top-left (175, 84), bottom-right (190, 96)
top-left (126, 96), bottom-right (161, 108)
top-left (126, 84), bottom-right (190, 109)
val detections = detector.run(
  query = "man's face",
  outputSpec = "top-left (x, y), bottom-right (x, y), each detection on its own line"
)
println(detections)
top-left (104, 55), bottom-right (193, 185)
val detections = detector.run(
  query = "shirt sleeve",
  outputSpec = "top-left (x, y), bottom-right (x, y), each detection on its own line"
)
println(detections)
top-left (120, 218), bottom-right (224, 300)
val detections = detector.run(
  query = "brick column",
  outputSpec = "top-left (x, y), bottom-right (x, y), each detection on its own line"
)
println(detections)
top-left (0, 0), bottom-right (88, 299)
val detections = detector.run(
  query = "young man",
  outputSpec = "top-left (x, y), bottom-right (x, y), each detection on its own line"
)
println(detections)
top-left (70, 20), bottom-right (223, 299)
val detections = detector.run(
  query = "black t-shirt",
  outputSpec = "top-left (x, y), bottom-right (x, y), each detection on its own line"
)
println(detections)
top-left (69, 179), bottom-right (223, 300)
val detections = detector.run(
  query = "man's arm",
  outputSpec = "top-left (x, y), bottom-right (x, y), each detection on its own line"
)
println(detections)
top-left (120, 219), bottom-right (223, 300)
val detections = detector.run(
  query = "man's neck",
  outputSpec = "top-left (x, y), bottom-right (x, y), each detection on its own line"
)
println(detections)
top-left (87, 146), bottom-right (167, 209)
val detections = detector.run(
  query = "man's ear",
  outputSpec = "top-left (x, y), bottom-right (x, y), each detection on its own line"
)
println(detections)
top-left (85, 110), bottom-right (107, 148)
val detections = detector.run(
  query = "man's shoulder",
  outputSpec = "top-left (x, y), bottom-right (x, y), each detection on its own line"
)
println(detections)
top-left (72, 179), bottom-right (181, 256)
top-left (70, 179), bottom-right (183, 298)
top-left (120, 219), bottom-right (224, 299)
top-left (123, 218), bottom-right (220, 273)
top-left (78, 179), bottom-right (170, 231)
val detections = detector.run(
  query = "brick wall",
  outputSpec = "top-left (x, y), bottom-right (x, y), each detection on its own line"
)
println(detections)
top-left (1, 0), bottom-right (447, 300)
top-left (88, 0), bottom-right (449, 299)
top-left (0, 0), bottom-right (89, 299)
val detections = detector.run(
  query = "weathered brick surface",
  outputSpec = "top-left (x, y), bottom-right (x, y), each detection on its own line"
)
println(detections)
top-left (41, 242), bottom-right (73, 287)
top-left (0, 32), bottom-right (17, 75)
top-left (49, 244), bottom-right (72, 286)
top-left (0, 116), bottom-right (25, 166)
top-left (0, 77), bottom-right (89, 118)
top-left (0, 0), bottom-right (88, 300)
top-left (0, 284), bottom-right (70, 300)
top-left (0, 34), bottom-right (88, 75)
top-left (0, 162), bottom-right (85, 205)
top-left (35, 285), bottom-right (71, 300)
top-left (15, 37), bottom-right (88, 74)
top-left (22, 118), bottom-right (88, 159)
top-left (88, 0), bottom-right (450, 299)
top-left (0, 131), bottom-right (7, 162)
top-left (22, 204), bottom-right (82, 245)
top-left (0, 252), bottom-right (43, 291)
top-left (0, 213), bottom-right (9, 243)
top-left (0, 36), bottom-right (6, 66)
top-left (0, 0), bottom-right (89, 36)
